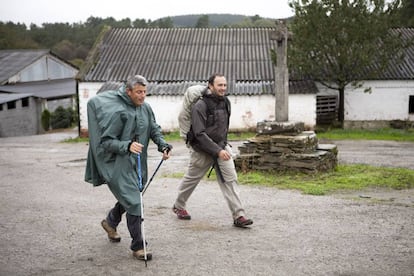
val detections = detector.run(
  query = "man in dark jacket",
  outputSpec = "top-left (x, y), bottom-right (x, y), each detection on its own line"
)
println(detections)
top-left (85, 75), bottom-right (171, 261)
top-left (172, 73), bottom-right (253, 228)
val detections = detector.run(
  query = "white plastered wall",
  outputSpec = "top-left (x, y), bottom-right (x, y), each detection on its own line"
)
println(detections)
top-left (78, 81), bottom-right (317, 134)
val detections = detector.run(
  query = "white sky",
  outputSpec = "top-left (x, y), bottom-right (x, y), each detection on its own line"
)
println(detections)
top-left (0, 0), bottom-right (294, 26)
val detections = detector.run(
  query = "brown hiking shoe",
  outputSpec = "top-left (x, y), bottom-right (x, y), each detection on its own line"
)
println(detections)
top-left (172, 206), bottom-right (191, 220)
top-left (233, 216), bottom-right (253, 228)
top-left (101, 219), bottom-right (121, 242)
top-left (133, 248), bottom-right (153, 261)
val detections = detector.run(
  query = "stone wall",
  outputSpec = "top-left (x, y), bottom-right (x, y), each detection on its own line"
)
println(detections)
top-left (234, 121), bottom-right (338, 174)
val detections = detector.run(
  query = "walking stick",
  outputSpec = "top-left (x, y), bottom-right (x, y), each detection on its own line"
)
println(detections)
top-left (142, 145), bottom-right (172, 195)
top-left (142, 158), bottom-right (164, 195)
top-left (137, 153), bottom-right (148, 267)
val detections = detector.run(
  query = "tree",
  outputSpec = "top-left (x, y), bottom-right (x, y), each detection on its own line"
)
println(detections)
top-left (195, 15), bottom-right (210, 28)
top-left (288, 0), bottom-right (406, 127)
top-left (133, 19), bottom-right (148, 28)
top-left (52, 39), bottom-right (76, 60)
top-left (397, 0), bottom-right (414, 26)
top-left (231, 17), bottom-right (277, 27)
top-left (250, 15), bottom-right (262, 23)
top-left (0, 22), bottom-right (39, 49)
top-left (158, 17), bottom-right (174, 28)
top-left (113, 18), bottom-right (133, 28)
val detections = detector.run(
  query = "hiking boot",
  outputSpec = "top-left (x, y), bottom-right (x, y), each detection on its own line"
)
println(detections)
top-left (172, 206), bottom-right (191, 220)
top-left (233, 216), bottom-right (253, 228)
top-left (101, 219), bottom-right (121, 242)
top-left (133, 248), bottom-right (153, 261)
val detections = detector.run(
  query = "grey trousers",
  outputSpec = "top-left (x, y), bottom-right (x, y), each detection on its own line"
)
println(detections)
top-left (174, 146), bottom-right (246, 220)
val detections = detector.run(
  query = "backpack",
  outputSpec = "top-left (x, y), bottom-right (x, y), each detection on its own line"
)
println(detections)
top-left (178, 85), bottom-right (231, 144)
top-left (178, 85), bottom-right (208, 140)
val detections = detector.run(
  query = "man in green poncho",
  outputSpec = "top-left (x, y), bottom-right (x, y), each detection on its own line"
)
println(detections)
top-left (85, 75), bottom-right (172, 261)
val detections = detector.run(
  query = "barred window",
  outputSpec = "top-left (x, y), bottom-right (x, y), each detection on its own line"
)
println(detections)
top-left (7, 101), bottom-right (16, 110)
top-left (409, 95), bottom-right (414, 114)
top-left (22, 98), bottom-right (29, 107)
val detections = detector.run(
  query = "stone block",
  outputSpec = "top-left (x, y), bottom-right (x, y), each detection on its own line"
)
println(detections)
top-left (256, 121), bottom-right (304, 135)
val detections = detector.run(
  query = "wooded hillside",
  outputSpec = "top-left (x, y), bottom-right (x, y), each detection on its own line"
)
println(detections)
top-left (0, 13), bottom-right (281, 68)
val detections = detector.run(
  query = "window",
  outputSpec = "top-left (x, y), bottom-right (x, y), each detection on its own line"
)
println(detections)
top-left (0, 104), bottom-right (3, 111)
top-left (22, 98), bottom-right (29, 107)
top-left (409, 95), bottom-right (414, 114)
top-left (7, 101), bottom-right (16, 109)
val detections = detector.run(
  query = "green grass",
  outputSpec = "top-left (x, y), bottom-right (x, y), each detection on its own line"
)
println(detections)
top-left (246, 165), bottom-right (413, 194)
top-left (63, 131), bottom-right (256, 143)
top-left (63, 128), bottom-right (414, 143)
top-left (164, 164), bottom-right (414, 196)
top-left (163, 131), bottom-right (182, 141)
top-left (227, 132), bottom-right (256, 141)
top-left (65, 129), bottom-right (414, 195)
top-left (63, 137), bottom-right (89, 143)
top-left (316, 128), bottom-right (414, 142)
top-left (163, 128), bottom-right (414, 142)
top-left (162, 131), bottom-right (256, 141)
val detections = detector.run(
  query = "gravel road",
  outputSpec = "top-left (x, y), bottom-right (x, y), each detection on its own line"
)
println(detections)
top-left (0, 130), bottom-right (413, 276)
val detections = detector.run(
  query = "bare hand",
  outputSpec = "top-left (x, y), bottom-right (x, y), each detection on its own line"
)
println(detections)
top-left (162, 149), bottom-right (171, 160)
top-left (129, 142), bottom-right (143, 154)
top-left (218, 149), bottom-right (231, 161)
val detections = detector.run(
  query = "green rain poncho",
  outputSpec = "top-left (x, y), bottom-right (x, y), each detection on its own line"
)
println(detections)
top-left (85, 86), bottom-right (169, 216)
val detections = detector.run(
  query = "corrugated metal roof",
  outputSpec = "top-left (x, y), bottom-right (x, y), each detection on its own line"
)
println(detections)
top-left (0, 93), bottom-right (34, 104)
top-left (382, 28), bottom-right (414, 80)
top-left (80, 28), bottom-right (277, 83)
top-left (80, 27), bottom-right (414, 86)
top-left (97, 79), bottom-right (317, 96)
top-left (0, 49), bottom-right (50, 84)
top-left (0, 79), bottom-right (76, 99)
top-left (84, 28), bottom-right (318, 95)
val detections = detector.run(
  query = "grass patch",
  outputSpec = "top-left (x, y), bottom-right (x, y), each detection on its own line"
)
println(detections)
top-left (162, 131), bottom-right (256, 142)
top-left (63, 128), bottom-right (413, 143)
top-left (63, 129), bottom-right (413, 195)
top-left (227, 132), bottom-right (256, 141)
top-left (316, 128), bottom-right (414, 142)
top-left (164, 164), bottom-right (414, 196)
top-left (165, 169), bottom-right (219, 182)
top-left (63, 137), bottom-right (89, 143)
top-left (63, 131), bottom-right (255, 143)
top-left (163, 131), bottom-right (182, 141)
top-left (237, 164), bottom-right (414, 195)
top-left (166, 172), bottom-right (185, 178)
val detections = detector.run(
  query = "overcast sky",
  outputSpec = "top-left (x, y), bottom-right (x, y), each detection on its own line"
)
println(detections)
top-left (0, 0), bottom-right (294, 26)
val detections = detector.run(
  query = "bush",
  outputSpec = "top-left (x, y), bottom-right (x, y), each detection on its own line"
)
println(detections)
top-left (41, 109), bottom-right (51, 131)
top-left (50, 106), bottom-right (74, 129)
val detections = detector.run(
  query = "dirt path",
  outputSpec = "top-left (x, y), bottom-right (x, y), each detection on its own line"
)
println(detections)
top-left (0, 130), bottom-right (413, 276)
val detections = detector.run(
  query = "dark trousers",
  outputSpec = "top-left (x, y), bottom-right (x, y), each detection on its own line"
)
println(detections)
top-left (106, 202), bottom-right (144, 251)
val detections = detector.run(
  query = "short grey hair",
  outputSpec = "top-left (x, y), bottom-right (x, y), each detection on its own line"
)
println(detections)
top-left (126, 75), bottom-right (148, 90)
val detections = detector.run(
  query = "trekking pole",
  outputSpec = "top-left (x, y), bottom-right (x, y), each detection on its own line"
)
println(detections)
top-left (142, 145), bottom-right (172, 195)
top-left (142, 159), bottom-right (164, 195)
top-left (207, 165), bottom-right (214, 179)
top-left (137, 153), bottom-right (148, 267)
top-left (213, 158), bottom-right (226, 183)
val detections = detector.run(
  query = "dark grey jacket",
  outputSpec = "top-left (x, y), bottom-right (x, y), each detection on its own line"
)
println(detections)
top-left (190, 91), bottom-right (230, 157)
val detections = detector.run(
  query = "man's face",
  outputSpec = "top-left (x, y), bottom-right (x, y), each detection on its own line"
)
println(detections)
top-left (209, 76), bottom-right (227, 97)
top-left (127, 84), bottom-right (146, 106)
